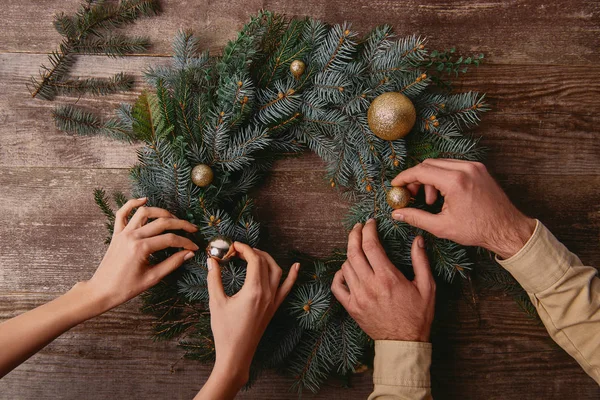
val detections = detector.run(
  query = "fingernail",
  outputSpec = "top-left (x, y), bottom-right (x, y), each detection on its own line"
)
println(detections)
top-left (417, 236), bottom-right (425, 248)
top-left (294, 262), bottom-right (300, 271)
top-left (207, 258), bottom-right (215, 271)
top-left (392, 211), bottom-right (404, 221)
top-left (353, 222), bottom-right (362, 229)
top-left (184, 251), bottom-right (195, 261)
top-left (366, 218), bottom-right (375, 225)
top-left (193, 244), bottom-right (200, 251)
top-left (138, 197), bottom-right (147, 201)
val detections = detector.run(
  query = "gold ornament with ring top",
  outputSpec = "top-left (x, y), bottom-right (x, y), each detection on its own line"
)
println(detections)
top-left (191, 164), bottom-right (214, 187)
top-left (386, 186), bottom-right (412, 209)
top-left (290, 60), bottom-right (306, 79)
top-left (367, 92), bottom-right (416, 141)
top-left (206, 236), bottom-right (236, 262)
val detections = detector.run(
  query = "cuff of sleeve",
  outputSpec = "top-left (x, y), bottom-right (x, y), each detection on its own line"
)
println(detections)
top-left (496, 220), bottom-right (582, 293)
top-left (372, 340), bottom-right (432, 387)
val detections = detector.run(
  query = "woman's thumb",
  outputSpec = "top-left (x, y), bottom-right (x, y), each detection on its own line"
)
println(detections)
top-left (206, 258), bottom-right (226, 304)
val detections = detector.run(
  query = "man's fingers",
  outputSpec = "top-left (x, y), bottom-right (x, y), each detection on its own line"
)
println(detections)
top-left (391, 163), bottom-right (454, 195)
top-left (410, 236), bottom-right (435, 298)
top-left (114, 198), bottom-right (147, 234)
top-left (275, 263), bottom-right (300, 307)
top-left (341, 261), bottom-right (359, 291)
top-left (144, 233), bottom-right (199, 253)
top-left (254, 249), bottom-right (283, 293)
top-left (206, 257), bottom-right (227, 305)
top-left (331, 269), bottom-right (351, 310)
top-left (233, 242), bottom-right (264, 286)
top-left (392, 207), bottom-right (443, 235)
top-left (406, 183), bottom-right (421, 196)
top-left (346, 223), bottom-right (373, 279)
top-left (361, 219), bottom-right (401, 276)
top-left (136, 217), bottom-right (198, 238)
top-left (126, 206), bottom-right (175, 230)
top-left (424, 184), bottom-right (438, 205)
top-left (145, 250), bottom-right (194, 286)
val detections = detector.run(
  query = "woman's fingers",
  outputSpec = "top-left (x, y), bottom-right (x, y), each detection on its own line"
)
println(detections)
top-left (254, 249), bottom-right (283, 293)
top-left (135, 217), bottom-right (197, 238)
top-left (114, 198), bottom-right (147, 235)
top-left (275, 263), bottom-right (300, 307)
top-left (206, 258), bottom-right (227, 305)
top-left (233, 242), bottom-right (267, 287)
top-left (126, 206), bottom-right (175, 231)
top-left (144, 233), bottom-right (199, 253)
top-left (145, 250), bottom-right (195, 287)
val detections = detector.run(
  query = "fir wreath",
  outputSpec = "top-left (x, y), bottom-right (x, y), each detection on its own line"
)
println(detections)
top-left (42, 6), bottom-right (525, 393)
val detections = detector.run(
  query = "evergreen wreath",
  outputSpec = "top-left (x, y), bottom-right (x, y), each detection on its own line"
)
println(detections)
top-left (60, 9), bottom-right (510, 393)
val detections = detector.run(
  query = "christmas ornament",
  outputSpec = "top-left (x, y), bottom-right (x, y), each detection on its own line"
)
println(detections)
top-left (367, 92), bottom-right (416, 141)
top-left (206, 236), bottom-right (235, 262)
top-left (386, 186), bottom-right (412, 209)
top-left (191, 164), bottom-right (214, 187)
top-left (289, 59), bottom-right (306, 79)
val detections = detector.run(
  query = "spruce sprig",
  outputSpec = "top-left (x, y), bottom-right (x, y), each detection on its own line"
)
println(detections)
top-left (29, 0), bottom-right (160, 100)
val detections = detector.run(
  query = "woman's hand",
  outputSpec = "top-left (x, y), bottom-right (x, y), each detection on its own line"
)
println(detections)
top-left (85, 197), bottom-right (199, 313)
top-left (0, 198), bottom-right (198, 378)
top-left (195, 243), bottom-right (299, 399)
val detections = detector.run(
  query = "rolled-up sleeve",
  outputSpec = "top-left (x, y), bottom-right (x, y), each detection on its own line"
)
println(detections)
top-left (368, 340), bottom-right (433, 400)
top-left (497, 220), bottom-right (600, 384)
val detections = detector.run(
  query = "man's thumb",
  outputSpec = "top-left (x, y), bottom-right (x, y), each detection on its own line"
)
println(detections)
top-left (206, 258), bottom-right (226, 304)
top-left (392, 208), bottom-right (438, 233)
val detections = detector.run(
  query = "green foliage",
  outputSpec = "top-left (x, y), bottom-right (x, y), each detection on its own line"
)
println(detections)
top-left (30, 0), bottom-right (160, 100)
top-left (89, 10), bottom-right (493, 393)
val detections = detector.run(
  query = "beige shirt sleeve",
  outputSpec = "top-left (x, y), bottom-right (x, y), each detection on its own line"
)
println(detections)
top-left (368, 340), bottom-right (433, 400)
top-left (497, 220), bottom-right (600, 385)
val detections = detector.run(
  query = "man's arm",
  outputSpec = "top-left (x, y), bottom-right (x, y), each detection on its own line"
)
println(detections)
top-left (391, 158), bottom-right (600, 385)
top-left (331, 220), bottom-right (435, 400)
top-left (497, 220), bottom-right (600, 383)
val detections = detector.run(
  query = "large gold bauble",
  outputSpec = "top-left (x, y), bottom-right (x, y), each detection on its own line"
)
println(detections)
top-left (191, 164), bottom-right (214, 187)
top-left (367, 92), bottom-right (416, 141)
top-left (290, 60), bottom-right (306, 79)
top-left (386, 186), bottom-right (412, 209)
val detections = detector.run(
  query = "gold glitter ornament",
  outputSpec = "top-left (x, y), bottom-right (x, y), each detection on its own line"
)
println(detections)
top-left (191, 164), bottom-right (214, 187)
top-left (290, 60), bottom-right (306, 79)
top-left (206, 236), bottom-right (236, 262)
top-left (386, 186), bottom-right (412, 209)
top-left (367, 92), bottom-right (416, 141)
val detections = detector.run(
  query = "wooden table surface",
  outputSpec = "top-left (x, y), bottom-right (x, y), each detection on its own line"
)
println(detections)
top-left (1, 1), bottom-right (599, 399)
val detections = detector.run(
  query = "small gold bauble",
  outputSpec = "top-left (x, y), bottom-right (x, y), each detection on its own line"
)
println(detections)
top-left (367, 92), bottom-right (416, 141)
top-left (386, 186), bottom-right (412, 210)
top-left (290, 60), bottom-right (306, 79)
top-left (206, 236), bottom-right (236, 262)
top-left (191, 164), bottom-right (214, 187)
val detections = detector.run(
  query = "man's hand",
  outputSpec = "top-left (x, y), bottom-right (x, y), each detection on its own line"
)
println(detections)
top-left (391, 159), bottom-right (536, 259)
top-left (331, 220), bottom-right (435, 342)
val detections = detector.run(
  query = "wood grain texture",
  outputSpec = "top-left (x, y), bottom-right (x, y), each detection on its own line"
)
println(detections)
top-left (1, 53), bottom-right (599, 174)
top-left (0, 0), bottom-right (599, 398)
top-left (1, 0), bottom-right (599, 65)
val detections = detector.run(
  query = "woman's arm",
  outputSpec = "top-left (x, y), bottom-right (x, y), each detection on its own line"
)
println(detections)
top-left (0, 197), bottom-right (199, 378)
top-left (194, 243), bottom-right (300, 400)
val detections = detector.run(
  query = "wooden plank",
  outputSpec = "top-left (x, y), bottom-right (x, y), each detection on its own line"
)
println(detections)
top-left (0, 293), bottom-right (374, 400)
top-left (1, 53), bottom-right (599, 175)
top-left (0, 291), bottom-right (598, 399)
top-left (1, 1), bottom-right (599, 65)
top-left (0, 164), bottom-right (598, 292)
